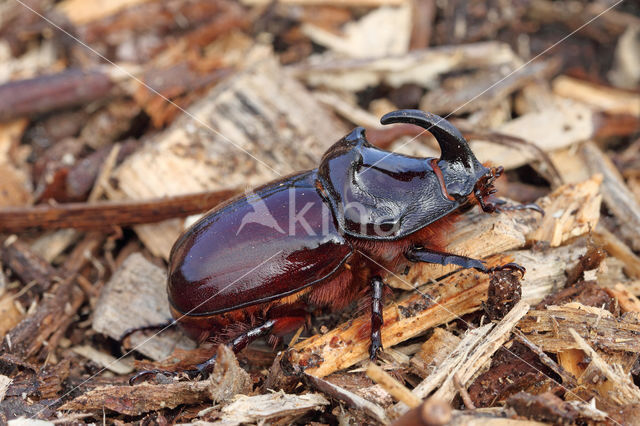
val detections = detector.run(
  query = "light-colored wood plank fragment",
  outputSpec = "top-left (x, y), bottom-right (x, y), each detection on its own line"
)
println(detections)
top-left (219, 392), bottom-right (330, 424)
top-left (553, 75), bottom-right (640, 116)
top-left (518, 304), bottom-right (640, 353)
top-left (57, 0), bottom-right (153, 25)
top-left (569, 328), bottom-right (640, 405)
top-left (527, 175), bottom-right (602, 247)
top-left (582, 141), bottom-right (640, 251)
top-left (243, 0), bottom-right (407, 5)
top-left (290, 41), bottom-right (519, 92)
top-left (411, 328), bottom-right (460, 377)
top-left (302, 5), bottom-right (411, 58)
top-left (433, 301), bottom-right (530, 402)
top-left (366, 362), bottom-right (421, 408)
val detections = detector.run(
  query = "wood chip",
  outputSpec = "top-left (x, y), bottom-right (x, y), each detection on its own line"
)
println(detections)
top-left (71, 345), bottom-right (134, 375)
top-left (218, 392), bottom-right (330, 424)
top-left (518, 304), bottom-right (640, 353)
top-left (553, 75), bottom-right (640, 116)
top-left (527, 175), bottom-right (602, 247)
top-left (569, 328), bottom-right (640, 405)
top-left (92, 252), bottom-right (196, 360)
top-left (291, 41), bottom-right (518, 91)
top-left (303, 373), bottom-right (390, 424)
top-left (0, 374), bottom-right (11, 403)
top-left (433, 300), bottom-right (530, 403)
top-left (582, 141), bottom-right (640, 250)
top-left (302, 5), bottom-right (410, 58)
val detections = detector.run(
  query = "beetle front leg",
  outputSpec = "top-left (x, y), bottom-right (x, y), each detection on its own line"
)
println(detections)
top-left (405, 246), bottom-right (525, 276)
top-left (369, 276), bottom-right (385, 360)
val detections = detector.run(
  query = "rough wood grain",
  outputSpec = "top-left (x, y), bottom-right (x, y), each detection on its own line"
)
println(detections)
top-left (582, 141), bottom-right (640, 250)
top-left (92, 252), bottom-right (196, 361)
top-left (518, 304), bottom-right (640, 353)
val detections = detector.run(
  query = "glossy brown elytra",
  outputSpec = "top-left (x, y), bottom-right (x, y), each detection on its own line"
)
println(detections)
top-left (132, 109), bottom-right (535, 383)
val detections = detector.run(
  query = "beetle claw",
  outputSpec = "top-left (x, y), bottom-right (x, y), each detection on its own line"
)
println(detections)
top-left (488, 262), bottom-right (526, 278)
top-left (369, 340), bottom-right (383, 361)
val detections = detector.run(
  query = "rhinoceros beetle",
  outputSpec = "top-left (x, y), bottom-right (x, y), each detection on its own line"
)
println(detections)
top-left (131, 109), bottom-right (536, 383)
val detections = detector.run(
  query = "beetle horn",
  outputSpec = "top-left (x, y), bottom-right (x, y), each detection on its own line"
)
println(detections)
top-left (380, 109), bottom-right (476, 167)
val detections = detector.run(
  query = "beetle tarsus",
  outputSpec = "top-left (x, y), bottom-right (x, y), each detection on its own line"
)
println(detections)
top-left (406, 246), bottom-right (486, 271)
top-left (496, 202), bottom-right (545, 216)
top-left (369, 276), bottom-right (385, 360)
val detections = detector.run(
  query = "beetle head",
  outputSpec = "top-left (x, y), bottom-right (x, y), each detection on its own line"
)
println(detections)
top-left (380, 109), bottom-right (489, 201)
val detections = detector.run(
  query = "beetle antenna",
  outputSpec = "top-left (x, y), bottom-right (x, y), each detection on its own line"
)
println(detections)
top-left (380, 109), bottom-right (476, 168)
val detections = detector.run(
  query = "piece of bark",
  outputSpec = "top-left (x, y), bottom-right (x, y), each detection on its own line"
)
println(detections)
top-left (208, 345), bottom-right (252, 403)
top-left (392, 398), bottom-right (451, 426)
top-left (526, 0), bottom-right (640, 42)
top-left (526, 174), bottom-right (602, 247)
top-left (552, 76), bottom-right (640, 116)
top-left (290, 41), bottom-right (519, 92)
top-left (302, 373), bottom-right (390, 425)
top-left (410, 328), bottom-right (460, 378)
top-left (0, 294), bottom-right (23, 343)
top-left (92, 252), bottom-right (196, 360)
top-left (582, 141), bottom-right (640, 251)
top-left (1, 238), bottom-right (58, 293)
top-left (2, 233), bottom-right (103, 359)
top-left (433, 301), bottom-right (530, 403)
top-left (518, 303), bottom-right (640, 354)
top-left (0, 69), bottom-right (115, 122)
top-left (111, 51), bottom-right (347, 259)
top-left (0, 189), bottom-right (238, 233)
top-left (60, 380), bottom-right (212, 416)
top-left (506, 392), bottom-right (580, 424)
top-left (218, 391), bottom-right (330, 424)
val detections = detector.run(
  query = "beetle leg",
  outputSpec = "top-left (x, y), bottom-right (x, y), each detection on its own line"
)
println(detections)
top-left (370, 276), bottom-right (385, 360)
top-left (130, 319), bottom-right (279, 384)
top-left (194, 318), bottom-right (278, 374)
top-left (405, 246), bottom-right (525, 277)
